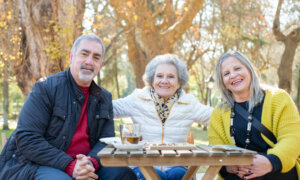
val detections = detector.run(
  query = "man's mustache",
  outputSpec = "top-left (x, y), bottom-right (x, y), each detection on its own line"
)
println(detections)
top-left (80, 64), bottom-right (94, 72)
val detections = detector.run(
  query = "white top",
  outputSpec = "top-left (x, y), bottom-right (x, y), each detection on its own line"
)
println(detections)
top-left (113, 86), bottom-right (213, 144)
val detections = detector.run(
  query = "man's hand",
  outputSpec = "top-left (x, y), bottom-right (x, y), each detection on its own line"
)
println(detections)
top-left (73, 154), bottom-right (98, 180)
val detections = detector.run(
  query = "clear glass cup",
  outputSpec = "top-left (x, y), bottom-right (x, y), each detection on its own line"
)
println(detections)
top-left (120, 124), bottom-right (141, 144)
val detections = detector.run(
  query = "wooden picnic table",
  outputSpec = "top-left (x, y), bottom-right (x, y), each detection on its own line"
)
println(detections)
top-left (97, 144), bottom-right (256, 180)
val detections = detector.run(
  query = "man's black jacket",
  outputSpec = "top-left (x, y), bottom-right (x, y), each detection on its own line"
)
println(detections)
top-left (0, 69), bottom-right (114, 179)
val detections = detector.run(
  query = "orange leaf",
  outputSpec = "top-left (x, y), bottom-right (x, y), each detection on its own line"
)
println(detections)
top-left (193, 33), bottom-right (199, 39)
top-left (146, 11), bottom-right (152, 17)
top-left (92, 24), bottom-right (97, 29)
top-left (260, 15), bottom-right (264, 21)
top-left (103, 37), bottom-right (111, 43)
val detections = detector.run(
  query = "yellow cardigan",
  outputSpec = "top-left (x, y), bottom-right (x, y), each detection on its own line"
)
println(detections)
top-left (208, 89), bottom-right (300, 179)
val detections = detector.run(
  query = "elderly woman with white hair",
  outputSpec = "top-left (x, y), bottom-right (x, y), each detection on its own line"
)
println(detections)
top-left (208, 51), bottom-right (300, 180)
top-left (113, 53), bottom-right (212, 180)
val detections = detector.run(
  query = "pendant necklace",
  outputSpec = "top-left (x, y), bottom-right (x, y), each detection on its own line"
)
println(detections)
top-left (230, 105), bottom-right (254, 149)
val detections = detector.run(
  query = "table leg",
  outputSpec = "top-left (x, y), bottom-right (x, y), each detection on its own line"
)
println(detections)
top-left (202, 166), bottom-right (222, 180)
top-left (182, 166), bottom-right (200, 180)
top-left (139, 166), bottom-right (160, 180)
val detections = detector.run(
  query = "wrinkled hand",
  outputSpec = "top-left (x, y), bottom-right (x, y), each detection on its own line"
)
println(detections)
top-left (236, 154), bottom-right (272, 179)
top-left (225, 166), bottom-right (239, 174)
top-left (73, 154), bottom-right (98, 180)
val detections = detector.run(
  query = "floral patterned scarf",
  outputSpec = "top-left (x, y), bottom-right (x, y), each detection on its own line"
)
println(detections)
top-left (150, 88), bottom-right (180, 124)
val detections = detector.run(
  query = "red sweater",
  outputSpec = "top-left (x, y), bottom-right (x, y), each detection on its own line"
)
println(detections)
top-left (65, 86), bottom-right (99, 177)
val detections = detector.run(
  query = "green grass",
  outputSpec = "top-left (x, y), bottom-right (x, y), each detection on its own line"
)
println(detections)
top-left (0, 129), bottom-right (14, 151)
top-left (0, 129), bottom-right (14, 136)
top-left (190, 124), bottom-right (208, 145)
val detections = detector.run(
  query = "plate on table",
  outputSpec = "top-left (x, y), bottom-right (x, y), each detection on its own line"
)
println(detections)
top-left (100, 137), bottom-right (144, 150)
top-left (99, 137), bottom-right (121, 146)
top-left (114, 143), bottom-right (144, 150)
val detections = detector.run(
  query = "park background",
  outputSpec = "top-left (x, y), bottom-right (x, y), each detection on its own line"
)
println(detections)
top-left (0, 0), bottom-right (299, 148)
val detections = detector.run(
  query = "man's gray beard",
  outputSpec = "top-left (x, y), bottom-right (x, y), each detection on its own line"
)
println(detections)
top-left (79, 71), bottom-right (94, 82)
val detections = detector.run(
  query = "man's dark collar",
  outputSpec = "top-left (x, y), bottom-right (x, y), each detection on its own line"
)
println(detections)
top-left (67, 69), bottom-right (102, 101)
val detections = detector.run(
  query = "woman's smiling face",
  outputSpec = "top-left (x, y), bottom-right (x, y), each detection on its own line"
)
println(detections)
top-left (152, 64), bottom-right (180, 100)
top-left (221, 56), bottom-right (251, 101)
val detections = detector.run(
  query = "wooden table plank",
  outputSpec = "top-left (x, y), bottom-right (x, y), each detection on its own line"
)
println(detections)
top-left (145, 149), bottom-right (160, 156)
top-left (161, 150), bottom-right (177, 156)
top-left (191, 148), bottom-right (210, 156)
top-left (177, 150), bottom-right (193, 157)
top-left (149, 144), bottom-right (197, 150)
top-left (197, 145), bottom-right (226, 156)
top-left (196, 144), bottom-right (212, 152)
top-left (202, 165), bottom-right (222, 180)
top-left (114, 149), bottom-right (128, 157)
top-left (241, 149), bottom-right (257, 156)
top-left (97, 147), bottom-right (114, 157)
top-left (225, 151), bottom-right (244, 156)
top-left (129, 150), bottom-right (144, 157)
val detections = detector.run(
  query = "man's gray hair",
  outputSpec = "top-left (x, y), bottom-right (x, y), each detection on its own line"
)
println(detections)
top-left (215, 51), bottom-right (264, 111)
top-left (143, 54), bottom-right (189, 89)
top-left (71, 34), bottom-right (106, 59)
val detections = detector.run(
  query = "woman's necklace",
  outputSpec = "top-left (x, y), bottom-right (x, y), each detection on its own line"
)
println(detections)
top-left (230, 104), bottom-right (254, 149)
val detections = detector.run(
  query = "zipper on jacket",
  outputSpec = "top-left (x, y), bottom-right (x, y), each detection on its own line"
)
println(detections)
top-left (153, 101), bottom-right (177, 144)
top-left (161, 124), bottom-right (165, 144)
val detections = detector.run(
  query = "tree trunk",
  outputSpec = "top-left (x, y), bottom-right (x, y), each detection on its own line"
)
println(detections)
top-left (109, 0), bottom-right (205, 88)
top-left (273, 0), bottom-right (300, 93)
top-left (113, 57), bottom-right (120, 98)
top-left (296, 67), bottom-right (300, 111)
top-left (16, 0), bottom-right (85, 96)
top-left (2, 60), bottom-right (9, 130)
top-left (277, 38), bottom-right (299, 93)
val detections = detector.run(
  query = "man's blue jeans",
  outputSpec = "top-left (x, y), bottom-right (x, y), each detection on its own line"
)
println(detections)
top-left (133, 166), bottom-right (187, 180)
top-left (34, 165), bottom-right (137, 180)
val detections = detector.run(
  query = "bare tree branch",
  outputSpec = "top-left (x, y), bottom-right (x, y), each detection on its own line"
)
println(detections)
top-left (272, 0), bottom-right (285, 41)
top-left (162, 0), bottom-right (205, 46)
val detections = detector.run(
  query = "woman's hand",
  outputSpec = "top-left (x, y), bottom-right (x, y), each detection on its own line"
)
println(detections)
top-left (237, 154), bottom-right (273, 179)
top-left (225, 166), bottom-right (239, 174)
top-left (225, 165), bottom-right (248, 179)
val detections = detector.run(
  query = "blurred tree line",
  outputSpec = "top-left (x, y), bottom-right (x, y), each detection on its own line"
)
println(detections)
top-left (0, 0), bottom-right (299, 130)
